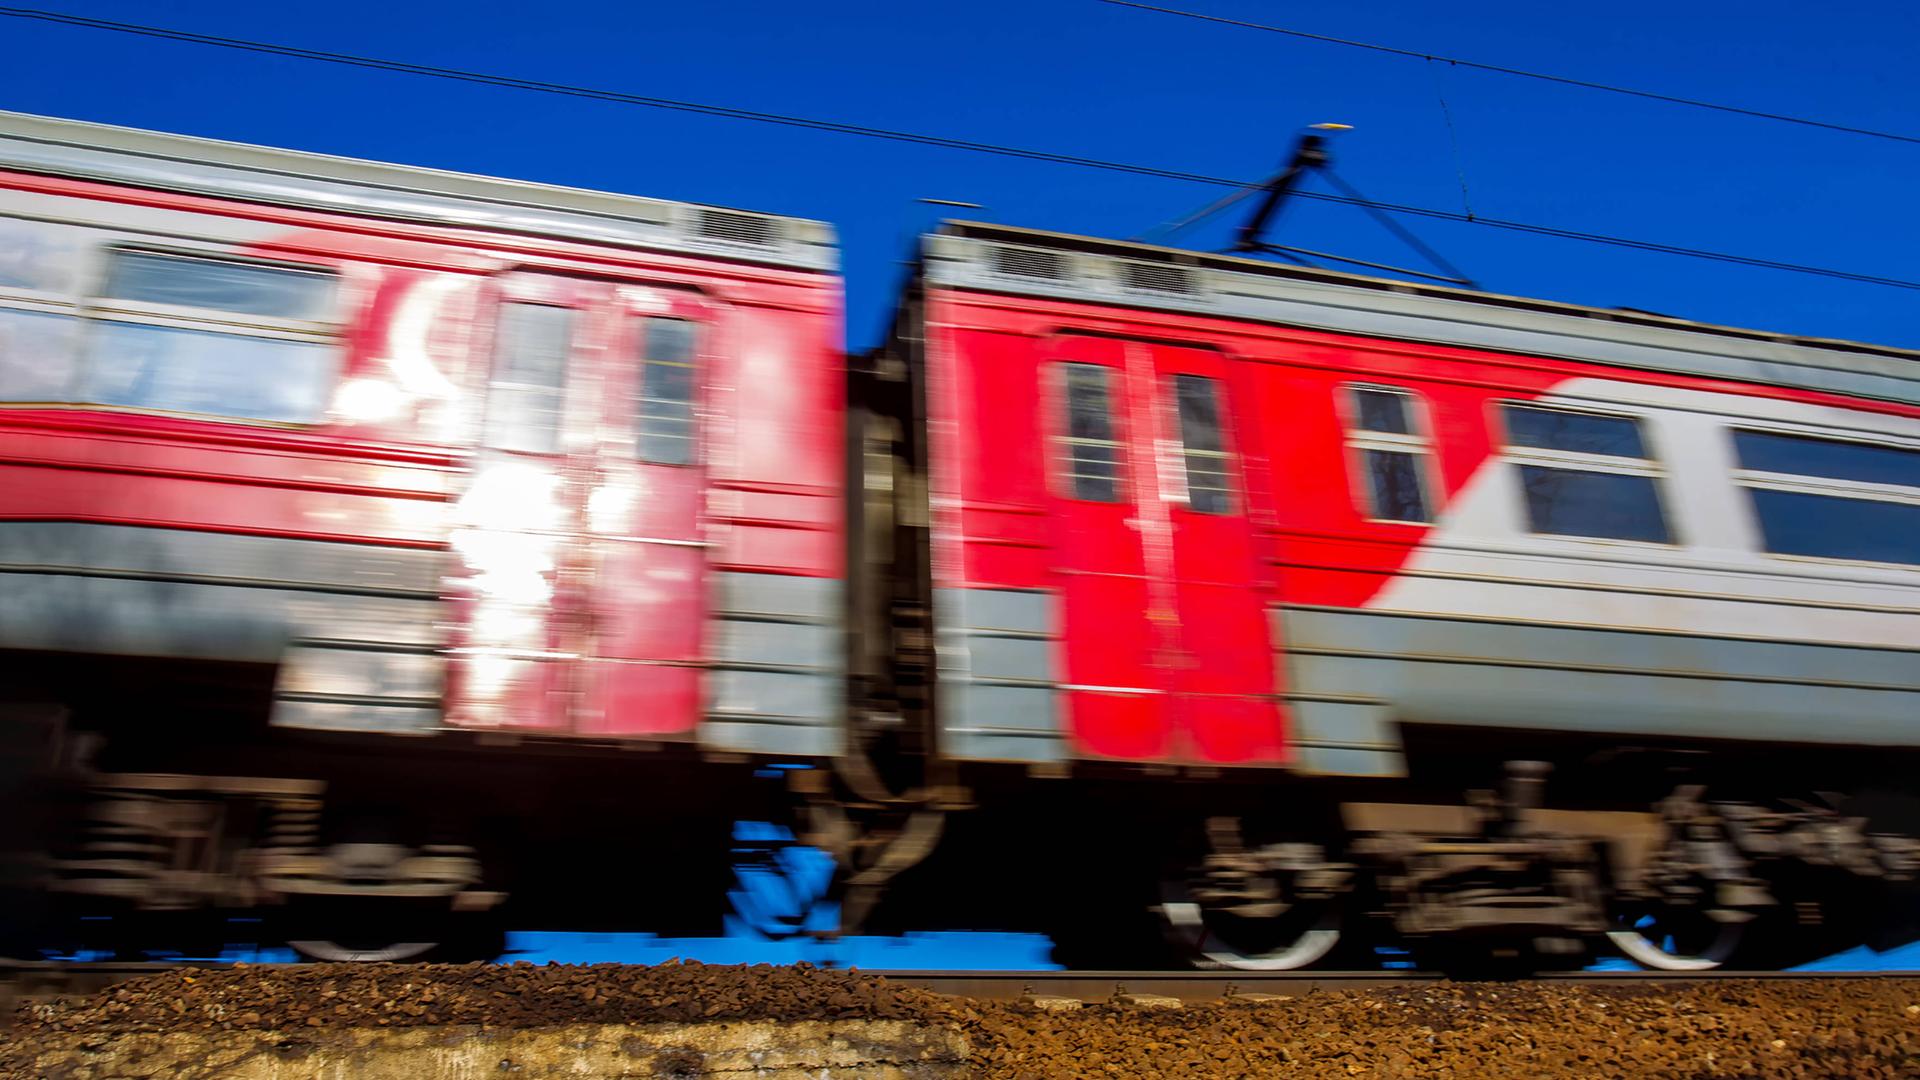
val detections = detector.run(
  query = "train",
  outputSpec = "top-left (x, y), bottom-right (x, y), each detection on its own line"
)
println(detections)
top-left (1, 110), bottom-right (1916, 971)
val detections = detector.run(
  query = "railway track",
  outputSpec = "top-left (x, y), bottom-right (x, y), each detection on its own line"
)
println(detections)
top-left (6, 960), bottom-right (1917, 1017)
top-left (877, 968), bottom-right (1920, 1003)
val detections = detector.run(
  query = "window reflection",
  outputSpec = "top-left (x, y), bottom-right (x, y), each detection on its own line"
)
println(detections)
top-left (1735, 430), bottom-right (1919, 488)
top-left (101, 250), bottom-right (334, 321)
top-left (1747, 489), bottom-right (1919, 565)
top-left (1518, 465), bottom-right (1670, 543)
top-left (1735, 429), bottom-right (1920, 565)
top-left (1059, 363), bottom-right (1123, 502)
top-left (1345, 385), bottom-right (1436, 523)
top-left (0, 217), bottom-right (88, 295)
top-left (1364, 449), bottom-right (1429, 523)
top-left (1, 242), bottom-right (341, 422)
top-left (483, 303), bottom-right (572, 455)
top-left (1505, 404), bottom-right (1647, 459)
top-left (0, 308), bottom-right (79, 402)
top-left (1354, 389), bottom-right (1413, 435)
top-left (1173, 374), bottom-right (1232, 514)
top-left (78, 321), bottom-right (334, 423)
top-left (636, 318), bottom-right (696, 466)
top-left (1504, 404), bottom-right (1668, 543)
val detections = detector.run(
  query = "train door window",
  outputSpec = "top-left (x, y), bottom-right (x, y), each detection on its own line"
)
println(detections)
top-left (76, 248), bottom-right (339, 423)
top-left (1057, 362), bottom-right (1124, 502)
top-left (1500, 403), bottom-right (1670, 543)
top-left (483, 302), bottom-right (573, 454)
top-left (1344, 386), bottom-right (1435, 523)
top-left (1171, 373), bottom-right (1232, 513)
top-left (1732, 429), bottom-right (1920, 565)
top-left (634, 318), bottom-right (697, 465)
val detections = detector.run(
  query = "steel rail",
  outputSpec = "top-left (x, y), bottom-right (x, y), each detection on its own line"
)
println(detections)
top-left (870, 968), bottom-right (1920, 1003)
top-left (5, 961), bottom-right (1916, 1016)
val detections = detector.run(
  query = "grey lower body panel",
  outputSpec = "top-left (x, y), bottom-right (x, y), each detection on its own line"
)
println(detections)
top-left (0, 522), bottom-right (446, 733)
top-left (1277, 605), bottom-right (1920, 768)
top-left (935, 587), bottom-right (1065, 763)
top-left (699, 571), bottom-right (843, 758)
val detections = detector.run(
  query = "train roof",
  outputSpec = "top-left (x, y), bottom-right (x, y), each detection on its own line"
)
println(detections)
top-left (0, 111), bottom-right (837, 273)
top-left (926, 221), bottom-right (1920, 409)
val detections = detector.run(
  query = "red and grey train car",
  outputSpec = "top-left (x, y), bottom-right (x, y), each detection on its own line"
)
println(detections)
top-left (0, 111), bottom-right (845, 956)
top-left (3, 112), bottom-right (1918, 969)
top-left (856, 222), bottom-right (1920, 969)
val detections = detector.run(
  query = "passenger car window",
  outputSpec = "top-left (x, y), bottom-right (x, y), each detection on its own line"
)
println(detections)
top-left (1501, 404), bottom-right (1670, 543)
top-left (99, 250), bottom-right (334, 320)
top-left (0, 216), bottom-right (89, 295)
top-left (1353, 388), bottom-right (1414, 436)
top-left (483, 303), bottom-right (572, 454)
top-left (1516, 466), bottom-right (1670, 543)
top-left (635, 318), bottom-right (696, 466)
top-left (1363, 449), bottom-right (1429, 523)
top-left (2, 240), bottom-right (342, 422)
top-left (1344, 385), bottom-right (1435, 523)
top-left (1058, 363), bottom-right (1123, 502)
top-left (1734, 430), bottom-right (1919, 488)
top-left (0, 308), bottom-right (80, 402)
top-left (1172, 374), bottom-right (1232, 514)
top-left (1504, 404), bottom-right (1647, 458)
top-left (1734, 430), bottom-right (1920, 565)
top-left (70, 249), bottom-right (340, 423)
top-left (78, 322), bottom-right (334, 423)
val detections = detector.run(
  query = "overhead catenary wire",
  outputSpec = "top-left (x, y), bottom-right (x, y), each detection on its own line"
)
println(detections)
top-left (2, 6), bottom-right (1917, 293)
top-left (1427, 60), bottom-right (1476, 220)
top-left (1097, 0), bottom-right (1920, 148)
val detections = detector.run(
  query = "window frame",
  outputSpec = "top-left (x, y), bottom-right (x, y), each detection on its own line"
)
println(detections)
top-left (1728, 422), bottom-right (1920, 568)
top-left (632, 315), bottom-right (700, 467)
top-left (1051, 360), bottom-right (1129, 504)
top-left (88, 246), bottom-right (339, 332)
top-left (1341, 383), bottom-right (1441, 525)
top-left (0, 214), bottom-right (108, 311)
top-left (479, 299), bottom-right (576, 456)
top-left (0, 229), bottom-right (343, 425)
top-left (1496, 399), bottom-right (1676, 546)
top-left (1165, 371), bottom-right (1237, 515)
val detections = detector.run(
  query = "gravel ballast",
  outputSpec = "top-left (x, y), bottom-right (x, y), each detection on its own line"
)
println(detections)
top-left (8, 962), bottom-right (1920, 1078)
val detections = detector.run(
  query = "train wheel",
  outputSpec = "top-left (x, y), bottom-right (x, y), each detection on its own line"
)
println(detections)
top-left (287, 918), bottom-right (505, 963)
top-left (287, 939), bottom-right (438, 963)
top-left (1158, 885), bottom-right (1344, 971)
top-left (1605, 904), bottom-right (1745, 971)
top-left (284, 896), bottom-right (503, 963)
top-left (1157, 824), bottom-right (1350, 972)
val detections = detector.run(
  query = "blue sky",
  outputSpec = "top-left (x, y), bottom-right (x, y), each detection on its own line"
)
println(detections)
top-left (1, 0), bottom-right (1915, 352)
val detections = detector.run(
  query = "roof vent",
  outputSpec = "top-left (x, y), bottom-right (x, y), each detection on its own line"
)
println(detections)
top-left (1121, 261), bottom-right (1194, 295)
top-left (991, 245), bottom-right (1067, 281)
top-left (698, 209), bottom-right (779, 246)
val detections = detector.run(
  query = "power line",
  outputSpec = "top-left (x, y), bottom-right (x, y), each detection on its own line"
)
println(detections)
top-left (0, 8), bottom-right (1243, 185)
top-left (2, 6), bottom-right (1916, 292)
top-left (1098, 0), bottom-right (1920, 148)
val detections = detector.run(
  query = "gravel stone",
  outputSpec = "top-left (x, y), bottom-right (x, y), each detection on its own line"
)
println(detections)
top-left (8, 964), bottom-right (1919, 1078)
top-left (950, 980), bottom-right (1920, 1078)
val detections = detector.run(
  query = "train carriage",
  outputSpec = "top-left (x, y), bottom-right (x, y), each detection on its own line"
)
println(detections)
top-left (5, 109), bottom-right (1920, 972)
top-left (0, 111), bottom-right (846, 955)
top-left (856, 221), bottom-right (1920, 969)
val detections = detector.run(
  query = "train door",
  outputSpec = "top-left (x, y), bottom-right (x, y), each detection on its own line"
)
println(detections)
top-left (1142, 342), bottom-right (1283, 763)
top-left (571, 287), bottom-right (713, 736)
top-left (1042, 334), bottom-right (1170, 759)
top-left (447, 273), bottom-right (712, 736)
